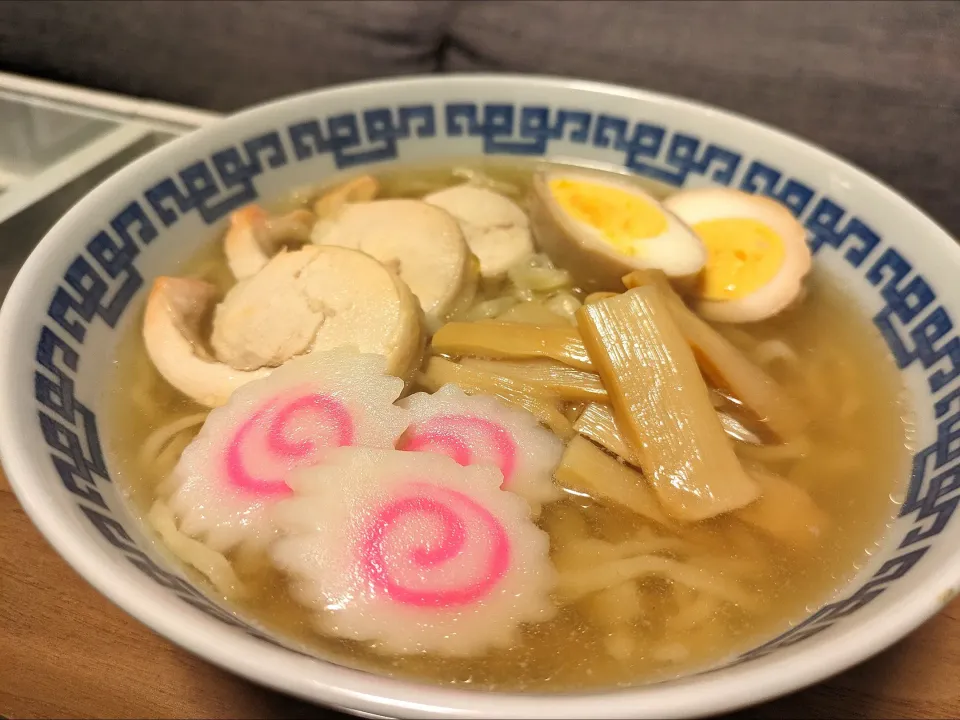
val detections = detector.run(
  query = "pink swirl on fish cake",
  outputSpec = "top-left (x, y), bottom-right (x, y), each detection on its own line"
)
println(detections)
top-left (224, 391), bottom-right (354, 497)
top-left (357, 482), bottom-right (511, 608)
top-left (399, 415), bottom-right (518, 488)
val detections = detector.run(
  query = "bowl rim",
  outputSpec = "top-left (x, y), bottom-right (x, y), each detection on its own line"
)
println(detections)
top-left (2, 72), bottom-right (959, 719)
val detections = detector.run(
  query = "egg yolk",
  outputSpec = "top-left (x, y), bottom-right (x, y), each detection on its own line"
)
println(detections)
top-left (693, 218), bottom-right (785, 300)
top-left (549, 178), bottom-right (667, 253)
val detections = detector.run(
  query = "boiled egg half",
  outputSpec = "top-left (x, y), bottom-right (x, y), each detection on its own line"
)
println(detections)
top-left (663, 188), bottom-right (812, 323)
top-left (530, 168), bottom-right (707, 293)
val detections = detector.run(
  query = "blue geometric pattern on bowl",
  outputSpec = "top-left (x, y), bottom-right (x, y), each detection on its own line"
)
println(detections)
top-left (32, 101), bottom-right (960, 666)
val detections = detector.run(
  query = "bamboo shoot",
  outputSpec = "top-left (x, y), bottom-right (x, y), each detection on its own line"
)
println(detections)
top-left (554, 435), bottom-right (672, 528)
top-left (576, 287), bottom-right (760, 522)
top-left (584, 291), bottom-right (620, 305)
top-left (622, 270), bottom-right (807, 440)
top-left (574, 402), bottom-right (762, 472)
top-left (418, 356), bottom-right (574, 438)
top-left (573, 403), bottom-right (644, 466)
top-left (459, 358), bottom-right (608, 402)
top-left (431, 321), bottom-right (593, 370)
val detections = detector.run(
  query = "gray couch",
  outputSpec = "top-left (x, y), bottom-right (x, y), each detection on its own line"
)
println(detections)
top-left (1, 0), bottom-right (957, 234)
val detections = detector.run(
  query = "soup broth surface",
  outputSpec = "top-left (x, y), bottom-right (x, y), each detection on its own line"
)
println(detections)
top-left (107, 159), bottom-right (909, 691)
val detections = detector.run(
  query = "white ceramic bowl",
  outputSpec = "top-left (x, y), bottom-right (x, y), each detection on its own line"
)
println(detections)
top-left (2, 75), bottom-right (959, 719)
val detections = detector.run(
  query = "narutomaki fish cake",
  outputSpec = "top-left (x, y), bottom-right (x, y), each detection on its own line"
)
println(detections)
top-left (164, 349), bottom-right (409, 553)
top-left (399, 383), bottom-right (563, 509)
top-left (271, 447), bottom-right (556, 656)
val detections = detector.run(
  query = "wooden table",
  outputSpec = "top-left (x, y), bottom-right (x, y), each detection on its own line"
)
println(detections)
top-left (2, 467), bottom-right (958, 720)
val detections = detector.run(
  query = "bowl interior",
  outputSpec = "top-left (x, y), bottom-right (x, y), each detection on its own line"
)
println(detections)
top-left (2, 75), bottom-right (960, 719)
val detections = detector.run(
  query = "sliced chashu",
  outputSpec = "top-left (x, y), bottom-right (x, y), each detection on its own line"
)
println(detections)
top-left (310, 198), bottom-right (477, 331)
top-left (423, 185), bottom-right (534, 280)
top-left (223, 205), bottom-right (315, 281)
top-left (143, 277), bottom-right (271, 408)
top-left (211, 245), bottom-right (423, 378)
top-left (143, 247), bottom-right (423, 408)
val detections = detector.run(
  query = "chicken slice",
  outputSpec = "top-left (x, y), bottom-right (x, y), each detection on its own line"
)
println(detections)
top-left (210, 245), bottom-right (423, 380)
top-left (143, 247), bottom-right (424, 407)
top-left (142, 277), bottom-right (270, 408)
top-left (424, 185), bottom-right (534, 280)
top-left (313, 174), bottom-right (380, 219)
top-left (223, 205), bottom-right (315, 281)
top-left (310, 199), bottom-right (477, 331)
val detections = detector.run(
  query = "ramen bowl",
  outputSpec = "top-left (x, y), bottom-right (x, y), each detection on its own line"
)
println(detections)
top-left (1, 75), bottom-right (958, 719)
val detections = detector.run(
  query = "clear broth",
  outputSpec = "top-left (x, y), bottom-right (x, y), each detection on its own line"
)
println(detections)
top-left (107, 159), bottom-right (909, 691)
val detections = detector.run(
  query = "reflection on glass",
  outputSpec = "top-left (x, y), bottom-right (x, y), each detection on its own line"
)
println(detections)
top-left (0, 131), bottom-right (176, 303)
top-left (0, 99), bottom-right (117, 178)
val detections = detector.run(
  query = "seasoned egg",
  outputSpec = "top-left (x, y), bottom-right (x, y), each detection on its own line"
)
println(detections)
top-left (663, 188), bottom-right (812, 323)
top-left (530, 168), bottom-right (706, 293)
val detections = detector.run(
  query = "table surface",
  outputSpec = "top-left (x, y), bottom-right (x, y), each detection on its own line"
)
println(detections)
top-left (1, 74), bottom-right (959, 720)
top-left (3, 458), bottom-right (960, 718)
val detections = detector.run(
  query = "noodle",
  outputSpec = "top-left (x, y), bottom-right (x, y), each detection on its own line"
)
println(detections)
top-left (822, 344), bottom-right (864, 420)
top-left (800, 353), bottom-right (835, 418)
top-left (651, 642), bottom-right (691, 664)
top-left (604, 631), bottom-right (638, 661)
top-left (752, 339), bottom-right (800, 370)
top-left (560, 537), bottom-right (693, 567)
top-left (542, 502), bottom-right (591, 544)
top-left (668, 593), bottom-right (721, 632)
top-left (130, 384), bottom-right (159, 417)
top-left (581, 580), bottom-right (643, 660)
top-left (788, 445), bottom-right (864, 485)
top-left (147, 500), bottom-right (246, 599)
top-left (686, 553), bottom-right (763, 580)
top-left (558, 555), bottom-right (759, 610)
top-left (138, 412), bottom-right (208, 469)
top-left (734, 435), bottom-right (811, 463)
top-left (718, 326), bottom-right (758, 352)
top-left (153, 434), bottom-right (195, 490)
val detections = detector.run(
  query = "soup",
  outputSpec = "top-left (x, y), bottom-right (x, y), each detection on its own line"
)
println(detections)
top-left (107, 159), bottom-right (909, 691)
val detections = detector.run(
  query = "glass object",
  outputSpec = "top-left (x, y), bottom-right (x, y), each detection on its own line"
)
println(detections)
top-left (0, 72), bottom-right (217, 300)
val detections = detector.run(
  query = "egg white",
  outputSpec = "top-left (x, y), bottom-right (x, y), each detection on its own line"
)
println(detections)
top-left (663, 188), bottom-right (812, 323)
